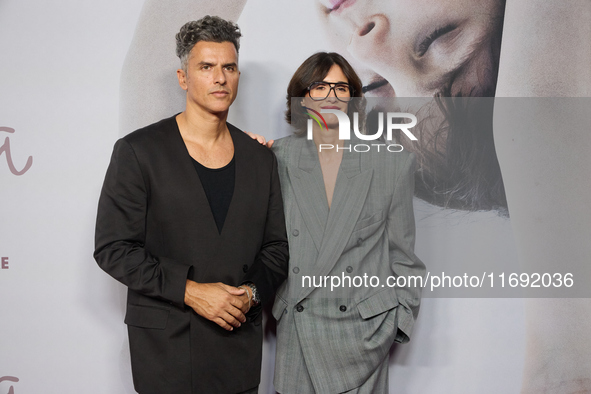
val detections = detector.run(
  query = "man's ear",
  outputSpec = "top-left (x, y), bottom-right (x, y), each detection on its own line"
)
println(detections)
top-left (300, 99), bottom-right (305, 107)
top-left (177, 69), bottom-right (188, 90)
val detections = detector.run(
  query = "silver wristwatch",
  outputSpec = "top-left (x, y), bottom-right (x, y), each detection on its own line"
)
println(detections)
top-left (245, 283), bottom-right (260, 306)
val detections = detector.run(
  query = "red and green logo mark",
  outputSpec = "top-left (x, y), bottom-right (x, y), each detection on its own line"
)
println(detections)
top-left (305, 107), bottom-right (327, 131)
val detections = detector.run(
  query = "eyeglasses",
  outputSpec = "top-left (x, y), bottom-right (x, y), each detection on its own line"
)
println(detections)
top-left (307, 82), bottom-right (354, 102)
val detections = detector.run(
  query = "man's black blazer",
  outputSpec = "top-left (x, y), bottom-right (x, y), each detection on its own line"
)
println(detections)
top-left (94, 115), bottom-right (289, 394)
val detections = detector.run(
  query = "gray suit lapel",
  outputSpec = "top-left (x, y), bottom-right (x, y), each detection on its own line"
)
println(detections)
top-left (298, 142), bottom-right (374, 301)
top-left (287, 138), bottom-right (329, 252)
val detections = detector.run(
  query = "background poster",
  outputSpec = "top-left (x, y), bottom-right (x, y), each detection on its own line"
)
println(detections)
top-left (1, 0), bottom-right (589, 393)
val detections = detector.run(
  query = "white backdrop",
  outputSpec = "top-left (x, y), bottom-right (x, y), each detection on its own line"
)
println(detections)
top-left (1, 1), bottom-right (589, 393)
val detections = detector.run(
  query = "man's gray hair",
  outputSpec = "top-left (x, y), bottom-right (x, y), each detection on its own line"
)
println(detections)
top-left (176, 16), bottom-right (241, 72)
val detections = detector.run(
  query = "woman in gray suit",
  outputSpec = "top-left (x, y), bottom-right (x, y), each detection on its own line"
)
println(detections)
top-left (265, 52), bottom-right (425, 393)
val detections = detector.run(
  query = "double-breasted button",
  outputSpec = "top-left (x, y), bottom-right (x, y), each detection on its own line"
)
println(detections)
top-left (339, 305), bottom-right (347, 312)
top-left (293, 267), bottom-right (300, 274)
top-left (296, 305), bottom-right (304, 312)
top-left (357, 238), bottom-right (363, 246)
top-left (242, 264), bottom-right (249, 273)
top-left (292, 229), bottom-right (300, 237)
top-left (346, 266), bottom-right (353, 273)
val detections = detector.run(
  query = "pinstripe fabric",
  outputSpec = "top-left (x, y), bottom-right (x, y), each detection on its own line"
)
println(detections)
top-left (271, 136), bottom-right (425, 393)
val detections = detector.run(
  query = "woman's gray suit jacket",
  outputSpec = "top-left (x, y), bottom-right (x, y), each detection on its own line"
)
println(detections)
top-left (271, 135), bottom-right (425, 393)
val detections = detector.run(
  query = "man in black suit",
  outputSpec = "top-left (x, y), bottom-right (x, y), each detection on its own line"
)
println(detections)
top-left (94, 16), bottom-right (288, 394)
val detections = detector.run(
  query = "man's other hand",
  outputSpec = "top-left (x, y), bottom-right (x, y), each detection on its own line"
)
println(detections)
top-left (184, 280), bottom-right (249, 331)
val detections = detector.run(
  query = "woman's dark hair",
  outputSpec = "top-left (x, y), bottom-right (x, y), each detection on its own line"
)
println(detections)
top-left (285, 52), bottom-right (365, 135)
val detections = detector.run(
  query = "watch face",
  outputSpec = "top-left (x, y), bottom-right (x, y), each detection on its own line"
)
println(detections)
top-left (249, 285), bottom-right (260, 304)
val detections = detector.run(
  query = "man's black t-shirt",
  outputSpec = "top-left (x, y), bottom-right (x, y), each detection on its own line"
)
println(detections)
top-left (192, 156), bottom-right (235, 233)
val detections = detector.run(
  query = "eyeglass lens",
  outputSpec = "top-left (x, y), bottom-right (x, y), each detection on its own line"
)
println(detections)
top-left (309, 82), bottom-right (352, 101)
